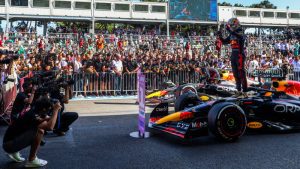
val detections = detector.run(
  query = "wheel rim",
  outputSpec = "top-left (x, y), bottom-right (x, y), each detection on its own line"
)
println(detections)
top-left (218, 107), bottom-right (246, 137)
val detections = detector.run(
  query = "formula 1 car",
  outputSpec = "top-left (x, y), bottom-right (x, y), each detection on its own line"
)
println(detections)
top-left (145, 68), bottom-right (258, 104)
top-left (146, 67), bottom-right (300, 105)
top-left (148, 86), bottom-right (300, 142)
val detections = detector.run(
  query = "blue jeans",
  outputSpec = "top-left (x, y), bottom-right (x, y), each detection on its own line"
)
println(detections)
top-left (114, 75), bottom-right (122, 94)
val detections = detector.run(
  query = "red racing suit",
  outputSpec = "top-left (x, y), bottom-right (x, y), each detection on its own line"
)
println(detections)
top-left (219, 28), bottom-right (247, 92)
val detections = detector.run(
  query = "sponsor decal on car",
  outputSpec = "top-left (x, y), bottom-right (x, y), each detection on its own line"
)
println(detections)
top-left (191, 121), bottom-right (207, 128)
top-left (247, 122), bottom-right (263, 129)
top-left (177, 122), bottom-right (189, 130)
top-left (155, 106), bottom-right (168, 112)
top-left (274, 104), bottom-right (300, 113)
top-left (216, 86), bottom-right (236, 92)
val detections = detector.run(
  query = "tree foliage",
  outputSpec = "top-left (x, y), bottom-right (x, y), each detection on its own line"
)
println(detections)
top-left (218, 0), bottom-right (277, 9)
top-left (249, 0), bottom-right (277, 9)
top-left (234, 3), bottom-right (244, 7)
top-left (218, 2), bottom-right (232, 6)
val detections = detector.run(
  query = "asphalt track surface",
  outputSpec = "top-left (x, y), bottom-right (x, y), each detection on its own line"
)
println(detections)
top-left (0, 99), bottom-right (300, 169)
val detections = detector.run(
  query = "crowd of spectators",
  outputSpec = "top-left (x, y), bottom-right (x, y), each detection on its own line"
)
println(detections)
top-left (1, 26), bottom-right (300, 97)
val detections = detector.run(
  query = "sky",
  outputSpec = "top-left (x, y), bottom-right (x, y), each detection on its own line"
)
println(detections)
top-left (219, 0), bottom-right (300, 10)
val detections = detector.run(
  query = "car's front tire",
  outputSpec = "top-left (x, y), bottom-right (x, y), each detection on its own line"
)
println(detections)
top-left (208, 102), bottom-right (247, 142)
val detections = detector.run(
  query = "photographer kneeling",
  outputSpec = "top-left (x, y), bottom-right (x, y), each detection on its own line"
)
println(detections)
top-left (3, 96), bottom-right (62, 168)
top-left (10, 81), bottom-right (36, 123)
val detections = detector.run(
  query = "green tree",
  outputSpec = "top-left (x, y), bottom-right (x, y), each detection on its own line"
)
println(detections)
top-left (234, 3), bottom-right (244, 7)
top-left (249, 0), bottom-right (277, 9)
top-left (218, 2), bottom-right (232, 6)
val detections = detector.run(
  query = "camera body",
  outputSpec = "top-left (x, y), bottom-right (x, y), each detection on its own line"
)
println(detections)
top-left (27, 71), bottom-right (74, 117)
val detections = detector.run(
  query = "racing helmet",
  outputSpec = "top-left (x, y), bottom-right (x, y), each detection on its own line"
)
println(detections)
top-left (227, 18), bottom-right (241, 30)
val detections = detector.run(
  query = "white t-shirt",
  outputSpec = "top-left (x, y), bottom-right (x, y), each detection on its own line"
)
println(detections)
top-left (292, 60), bottom-right (300, 72)
top-left (113, 60), bottom-right (123, 72)
top-left (274, 43), bottom-right (280, 50)
top-left (73, 60), bottom-right (82, 73)
top-left (248, 60), bottom-right (259, 72)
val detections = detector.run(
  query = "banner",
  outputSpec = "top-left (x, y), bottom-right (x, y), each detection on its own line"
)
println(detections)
top-left (138, 72), bottom-right (146, 137)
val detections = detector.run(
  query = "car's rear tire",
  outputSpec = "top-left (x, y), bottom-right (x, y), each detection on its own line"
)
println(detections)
top-left (208, 102), bottom-right (247, 142)
top-left (175, 92), bottom-right (201, 112)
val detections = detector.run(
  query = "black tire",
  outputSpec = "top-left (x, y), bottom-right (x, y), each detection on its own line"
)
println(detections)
top-left (175, 92), bottom-right (201, 112)
top-left (208, 102), bottom-right (247, 142)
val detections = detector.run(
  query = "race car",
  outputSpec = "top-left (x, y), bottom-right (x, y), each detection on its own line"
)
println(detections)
top-left (148, 86), bottom-right (300, 142)
top-left (145, 68), bottom-right (259, 104)
top-left (146, 66), bottom-right (300, 105)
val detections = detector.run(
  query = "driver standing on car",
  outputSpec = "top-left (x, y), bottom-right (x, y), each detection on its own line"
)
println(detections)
top-left (217, 18), bottom-right (248, 96)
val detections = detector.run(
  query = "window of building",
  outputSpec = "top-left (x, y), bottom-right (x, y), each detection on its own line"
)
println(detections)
top-left (75, 2), bottom-right (90, 9)
top-left (115, 4), bottom-right (129, 11)
top-left (235, 10), bottom-right (247, 16)
top-left (96, 3), bottom-right (111, 10)
top-left (249, 11), bottom-right (260, 17)
top-left (277, 12), bottom-right (287, 18)
top-left (33, 0), bottom-right (49, 7)
top-left (152, 5), bottom-right (165, 13)
top-left (290, 13), bottom-right (300, 19)
top-left (11, 0), bottom-right (28, 6)
top-left (0, 0), bottom-right (5, 5)
top-left (134, 5), bottom-right (148, 12)
top-left (263, 12), bottom-right (274, 18)
top-left (55, 1), bottom-right (71, 9)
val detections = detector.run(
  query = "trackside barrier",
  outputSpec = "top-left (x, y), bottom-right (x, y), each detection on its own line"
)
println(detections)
top-left (16, 68), bottom-right (300, 99)
top-left (71, 70), bottom-right (203, 97)
top-left (69, 68), bottom-right (300, 98)
top-left (72, 72), bottom-right (119, 96)
top-left (287, 68), bottom-right (300, 81)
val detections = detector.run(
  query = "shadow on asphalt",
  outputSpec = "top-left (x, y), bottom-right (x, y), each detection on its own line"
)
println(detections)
top-left (0, 161), bottom-right (25, 169)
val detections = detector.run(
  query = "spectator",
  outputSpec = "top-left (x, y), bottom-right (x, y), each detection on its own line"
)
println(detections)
top-left (292, 55), bottom-right (300, 81)
top-left (248, 54), bottom-right (259, 72)
top-left (294, 41), bottom-right (299, 57)
top-left (112, 54), bottom-right (123, 95)
top-left (73, 54), bottom-right (83, 96)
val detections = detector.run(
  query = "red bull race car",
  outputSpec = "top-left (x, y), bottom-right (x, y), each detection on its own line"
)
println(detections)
top-left (145, 68), bottom-right (259, 104)
top-left (148, 85), bottom-right (300, 142)
top-left (146, 67), bottom-right (300, 105)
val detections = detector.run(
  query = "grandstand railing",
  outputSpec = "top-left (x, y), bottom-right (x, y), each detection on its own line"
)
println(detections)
top-left (47, 33), bottom-right (79, 41)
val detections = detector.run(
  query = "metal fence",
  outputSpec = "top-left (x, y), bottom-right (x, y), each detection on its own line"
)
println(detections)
top-left (70, 68), bottom-right (300, 97)
top-left (71, 70), bottom-right (204, 97)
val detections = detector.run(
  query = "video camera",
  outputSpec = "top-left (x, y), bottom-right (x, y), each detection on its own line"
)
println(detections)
top-left (27, 71), bottom-right (74, 103)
